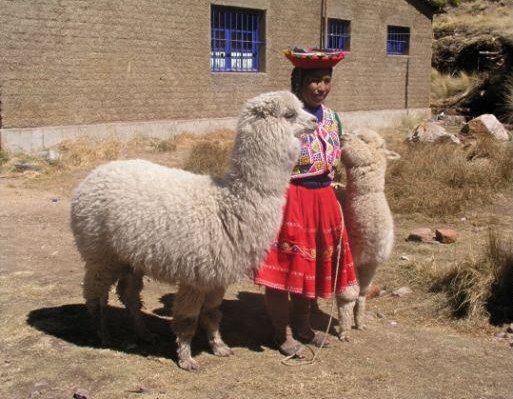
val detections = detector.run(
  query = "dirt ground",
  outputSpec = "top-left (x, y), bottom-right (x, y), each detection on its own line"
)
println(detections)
top-left (0, 143), bottom-right (512, 399)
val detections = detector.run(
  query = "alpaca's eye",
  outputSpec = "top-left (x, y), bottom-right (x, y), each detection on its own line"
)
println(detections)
top-left (284, 111), bottom-right (296, 119)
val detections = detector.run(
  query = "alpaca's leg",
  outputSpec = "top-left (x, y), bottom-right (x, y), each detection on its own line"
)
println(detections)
top-left (200, 287), bottom-right (233, 357)
top-left (116, 268), bottom-right (157, 343)
top-left (336, 296), bottom-right (356, 341)
top-left (354, 264), bottom-right (377, 330)
top-left (172, 284), bottom-right (205, 371)
top-left (83, 262), bottom-right (119, 345)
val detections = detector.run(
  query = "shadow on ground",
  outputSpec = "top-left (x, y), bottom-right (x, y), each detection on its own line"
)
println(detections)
top-left (27, 291), bottom-right (339, 361)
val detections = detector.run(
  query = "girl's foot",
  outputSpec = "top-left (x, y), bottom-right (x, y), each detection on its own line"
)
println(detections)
top-left (275, 337), bottom-right (306, 358)
top-left (296, 330), bottom-right (330, 348)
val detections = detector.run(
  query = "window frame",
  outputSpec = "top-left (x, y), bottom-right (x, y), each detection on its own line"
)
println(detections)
top-left (327, 18), bottom-right (351, 52)
top-left (210, 5), bottom-right (265, 73)
top-left (386, 25), bottom-right (410, 56)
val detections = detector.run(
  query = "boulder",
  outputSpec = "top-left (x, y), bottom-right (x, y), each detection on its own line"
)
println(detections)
top-left (435, 228), bottom-right (458, 244)
top-left (407, 122), bottom-right (461, 144)
top-left (462, 114), bottom-right (510, 141)
top-left (407, 228), bottom-right (434, 242)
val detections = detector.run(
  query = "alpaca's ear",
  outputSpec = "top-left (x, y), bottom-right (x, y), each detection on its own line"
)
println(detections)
top-left (384, 149), bottom-right (401, 160)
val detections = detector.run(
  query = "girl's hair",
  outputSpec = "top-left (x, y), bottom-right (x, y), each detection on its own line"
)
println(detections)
top-left (290, 67), bottom-right (303, 97)
top-left (290, 67), bottom-right (333, 98)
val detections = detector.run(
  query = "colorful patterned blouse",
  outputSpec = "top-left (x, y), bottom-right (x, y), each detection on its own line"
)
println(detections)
top-left (291, 104), bottom-right (342, 180)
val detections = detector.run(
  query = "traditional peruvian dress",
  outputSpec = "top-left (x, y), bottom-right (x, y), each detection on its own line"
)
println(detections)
top-left (255, 104), bottom-right (358, 299)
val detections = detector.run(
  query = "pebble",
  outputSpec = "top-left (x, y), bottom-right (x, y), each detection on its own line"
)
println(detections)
top-left (392, 286), bottom-right (413, 297)
top-left (389, 321), bottom-right (398, 326)
top-left (400, 255), bottom-right (410, 261)
top-left (376, 312), bottom-right (385, 319)
top-left (73, 388), bottom-right (90, 399)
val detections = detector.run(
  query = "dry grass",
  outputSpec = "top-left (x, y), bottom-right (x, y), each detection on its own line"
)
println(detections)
top-left (424, 231), bottom-right (513, 322)
top-left (430, 68), bottom-right (478, 106)
top-left (434, 0), bottom-right (513, 38)
top-left (500, 75), bottom-right (513, 123)
top-left (182, 140), bottom-right (234, 176)
top-left (385, 138), bottom-right (513, 217)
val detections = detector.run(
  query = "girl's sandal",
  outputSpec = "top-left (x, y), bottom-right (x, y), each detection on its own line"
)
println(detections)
top-left (275, 339), bottom-right (306, 359)
top-left (296, 331), bottom-right (330, 348)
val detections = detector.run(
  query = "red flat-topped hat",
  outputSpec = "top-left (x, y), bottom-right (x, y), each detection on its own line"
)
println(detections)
top-left (284, 47), bottom-right (345, 69)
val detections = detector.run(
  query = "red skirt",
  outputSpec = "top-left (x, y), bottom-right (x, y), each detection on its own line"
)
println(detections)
top-left (255, 184), bottom-right (358, 299)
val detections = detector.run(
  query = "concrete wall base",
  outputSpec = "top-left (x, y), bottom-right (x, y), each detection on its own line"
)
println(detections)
top-left (0, 108), bottom-right (430, 153)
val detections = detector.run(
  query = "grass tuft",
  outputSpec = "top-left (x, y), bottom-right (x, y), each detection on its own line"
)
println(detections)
top-left (385, 138), bottom-right (512, 217)
top-left (430, 68), bottom-right (478, 107)
top-left (182, 140), bottom-right (233, 177)
top-left (428, 231), bottom-right (513, 321)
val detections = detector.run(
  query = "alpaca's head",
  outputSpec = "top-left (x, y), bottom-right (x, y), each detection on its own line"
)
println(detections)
top-left (239, 91), bottom-right (317, 138)
top-left (340, 129), bottom-right (400, 170)
top-left (230, 91), bottom-right (317, 186)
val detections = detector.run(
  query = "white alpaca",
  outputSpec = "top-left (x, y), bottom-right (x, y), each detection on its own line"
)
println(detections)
top-left (336, 129), bottom-right (398, 340)
top-left (70, 91), bottom-right (317, 370)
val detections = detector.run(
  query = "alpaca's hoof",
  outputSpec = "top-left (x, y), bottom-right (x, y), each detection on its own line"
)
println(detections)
top-left (178, 357), bottom-right (199, 371)
top-left (212, 342), bottom-right (234, 357)
top-left (338, 332), bottom-right (350, 342)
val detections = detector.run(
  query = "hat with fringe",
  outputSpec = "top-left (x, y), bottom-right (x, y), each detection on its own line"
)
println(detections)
top-left (284, 47), bottom-right (345, 69)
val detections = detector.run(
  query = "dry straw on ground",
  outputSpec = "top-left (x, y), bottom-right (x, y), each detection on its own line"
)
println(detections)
top-left (385, 138), bottom-right (513, 217)
top-left (429, 231), bottom-right (513, 322)
top-left (430, 68), bottom-right (478, 107)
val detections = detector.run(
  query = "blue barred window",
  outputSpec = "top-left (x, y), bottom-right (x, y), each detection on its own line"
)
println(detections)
top-left (387, 26), bottom-right (410, 55)
top-left (327, 19), bottom-right (351, 51)
top-left (211, 5), bottom-right (265, 72)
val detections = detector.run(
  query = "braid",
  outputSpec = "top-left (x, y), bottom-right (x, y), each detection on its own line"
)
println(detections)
top-left (290, 67), bottom-right (303, 97)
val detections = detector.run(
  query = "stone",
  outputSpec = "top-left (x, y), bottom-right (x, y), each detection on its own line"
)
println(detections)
top-left (462, 114), bottom-right (510, 141)
top-left (376, 312), bottom-right (385, 319)
top-left (406, 122), bottom-right (461, 145)
top-left (435, 228), bottom-right (458, 244)
top-left (407, 228), bottom-right (434, 242)
top-left (73, 388), bottom-right (89, 399)
top-left (14, 163), bottom-right (41, 172)
top-left (392, 286), bottom-right (413, 297)
top-left (366, 284), bottom-right (381, 299)
top-left (400, 254), bottom-right (410, 261)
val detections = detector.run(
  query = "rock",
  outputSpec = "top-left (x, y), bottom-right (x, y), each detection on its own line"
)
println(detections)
top-left (389, 321), bottom-right (398, 326)
top-left (73, 388), bottom-right (90, 399)
top-left (400, 254), bottom-right (410, 261)
top-left (435, 228), bottom-right (458, 244)
top-left (366, 284), bottom-right (381, 299)
top-left (392, 286), bottom-right (413, 297)
top-left (437, 113), bottom-right (466, 125)
top-left (462, 114), bottom-right (510, 141)
top-left (376, 312), bottom-right (385, 319)
top-left (14, 163), bottom-right (41, 172)
top-left (39, 149), bottom-right (61, 164)
top-left (407, 228), bottom-right (434, 242)
top-left (407, 122), bottom-right (461, 144)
